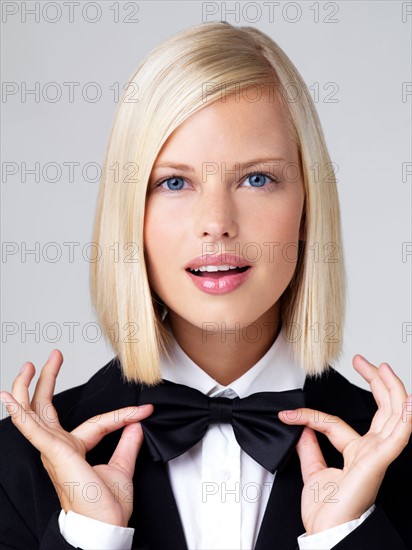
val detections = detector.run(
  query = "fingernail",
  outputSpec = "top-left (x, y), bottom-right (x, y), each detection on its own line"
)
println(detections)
top-left (137, 404), bottom-right (153, 413)
top-left (279, 409), bottom-right (303, 423)
top-left (279, 410), bottom-right (294, 419)
top-left (48, 350), bottom-right (55, 361)
top-left (20, 363), bottom-right (27, 374)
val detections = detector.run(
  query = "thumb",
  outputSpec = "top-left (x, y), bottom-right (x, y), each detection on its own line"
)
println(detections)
top-left (108, 422), bottom-right (145, 479)
top-left (296, 427), bottom-right (327, 484)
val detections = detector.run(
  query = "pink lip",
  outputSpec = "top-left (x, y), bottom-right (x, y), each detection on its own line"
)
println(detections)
top-left (186, 266), bottom-right (252, 295)
top-left (185, 253), bottom-right (250, 270)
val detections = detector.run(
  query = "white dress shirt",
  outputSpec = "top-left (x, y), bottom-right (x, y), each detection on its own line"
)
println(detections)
top-left (58, 322), bottom-right (374, 549)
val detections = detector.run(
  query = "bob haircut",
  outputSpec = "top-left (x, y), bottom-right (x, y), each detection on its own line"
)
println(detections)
top-left (90, 21), bottom-right (345, 385)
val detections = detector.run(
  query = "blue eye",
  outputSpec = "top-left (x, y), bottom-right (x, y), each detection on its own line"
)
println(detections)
top-left (159, 176), bottom-right (186, 191)
top-left (242, 172), bottom-right (277, 188)
top-left (155, 171), bottom-right (279, 192)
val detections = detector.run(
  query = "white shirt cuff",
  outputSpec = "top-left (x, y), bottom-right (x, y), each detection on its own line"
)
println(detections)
top-left (58, 509), bottom-right (134, 550)
top-left (297, 505), bottom-right (376, 549)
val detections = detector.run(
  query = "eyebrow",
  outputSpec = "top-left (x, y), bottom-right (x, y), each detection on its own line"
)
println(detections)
top-left (152, 157), bottom-right (287, 173)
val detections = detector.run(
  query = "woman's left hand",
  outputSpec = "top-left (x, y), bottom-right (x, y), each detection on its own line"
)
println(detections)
top-left (279, 354), bottom-right (412, 535)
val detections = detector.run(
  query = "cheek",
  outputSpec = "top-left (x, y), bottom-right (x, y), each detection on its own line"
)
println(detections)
top-left (256, 195), bottom-right (303, 242)
top-left (254, 197), bottom-right (303, 271)
top-left (143, 201), bottom-right (182, 289)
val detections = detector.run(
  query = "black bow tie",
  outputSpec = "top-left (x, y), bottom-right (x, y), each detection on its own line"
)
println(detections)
top-left (137, 380), bottom-right (305, 474)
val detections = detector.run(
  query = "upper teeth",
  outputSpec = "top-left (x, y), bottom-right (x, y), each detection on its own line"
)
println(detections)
top-left (190, 264), bottom-right (242, 272)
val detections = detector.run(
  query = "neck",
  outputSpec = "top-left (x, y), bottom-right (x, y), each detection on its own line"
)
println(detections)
top-left (166, 303), bottom-right (281, 386)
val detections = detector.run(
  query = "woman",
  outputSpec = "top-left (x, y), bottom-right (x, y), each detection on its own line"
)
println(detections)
top-left (1, 21), bottom-right (411, 550)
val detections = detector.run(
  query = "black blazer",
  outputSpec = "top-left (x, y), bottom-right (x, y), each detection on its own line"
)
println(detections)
top-left (0, 358), bottom-right (411, 550)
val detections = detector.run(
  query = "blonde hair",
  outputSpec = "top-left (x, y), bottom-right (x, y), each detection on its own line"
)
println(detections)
top-left (90, 21), bottom-right (345, 384)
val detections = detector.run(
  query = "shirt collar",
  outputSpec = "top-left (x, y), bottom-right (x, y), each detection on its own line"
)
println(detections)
top-left (160, 317), bottom-right (306, 397)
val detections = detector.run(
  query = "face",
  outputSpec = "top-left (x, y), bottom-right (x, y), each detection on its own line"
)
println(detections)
top-left (144, 89), bottom-right (305, 333)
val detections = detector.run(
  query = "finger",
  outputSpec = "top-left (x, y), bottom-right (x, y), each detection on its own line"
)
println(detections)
top-left (354, 355), bottom-right (409, 434)
top-left (279, 408), bottom-right (359, 453)
top-left (0, 391), bottom-right (55, 448)
top-left (11, 362), bottom-right (36, 408)
top-left (381, 394), bottom-right (412, 457)
top-left (108, 422), bottom-right (144, 479)
top-left (352, 355), bottom-right (391, 419)
top-left (295, 427), bottom-right (327, 484)
top-left (375, 362), bottom-right (408, 417)
top-left (31, 350), bottom-right (64, 419)
top-left (71, 404), bottom-right (154, 452)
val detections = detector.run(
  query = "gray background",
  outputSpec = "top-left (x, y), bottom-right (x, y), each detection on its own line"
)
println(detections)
top-left (1, 1), bottom-right (411, 410)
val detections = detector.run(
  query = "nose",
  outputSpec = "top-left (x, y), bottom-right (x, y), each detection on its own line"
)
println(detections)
top-left (194, 184), bottom-right (238, 240)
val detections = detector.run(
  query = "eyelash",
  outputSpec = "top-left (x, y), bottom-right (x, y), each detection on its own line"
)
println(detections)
top-left (154, 171), bottom-right (281, 192)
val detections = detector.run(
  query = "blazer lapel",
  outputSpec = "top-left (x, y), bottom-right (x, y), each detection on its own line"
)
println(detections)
top-left (131, 444), bottom-right (188, 550)
top-left (255, 450), bottom-right (304, 550)
top-left (254, 368), bottom-right (375, 549)
top-left (65, 361), bottom-right (189, 550)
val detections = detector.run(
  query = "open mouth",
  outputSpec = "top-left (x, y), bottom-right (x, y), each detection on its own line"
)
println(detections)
top-left (187, 266), bottom-right (251, 278)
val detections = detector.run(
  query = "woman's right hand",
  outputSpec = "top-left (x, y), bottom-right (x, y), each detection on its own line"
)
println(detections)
top-left (0, 349), bottom-right (153, 527)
